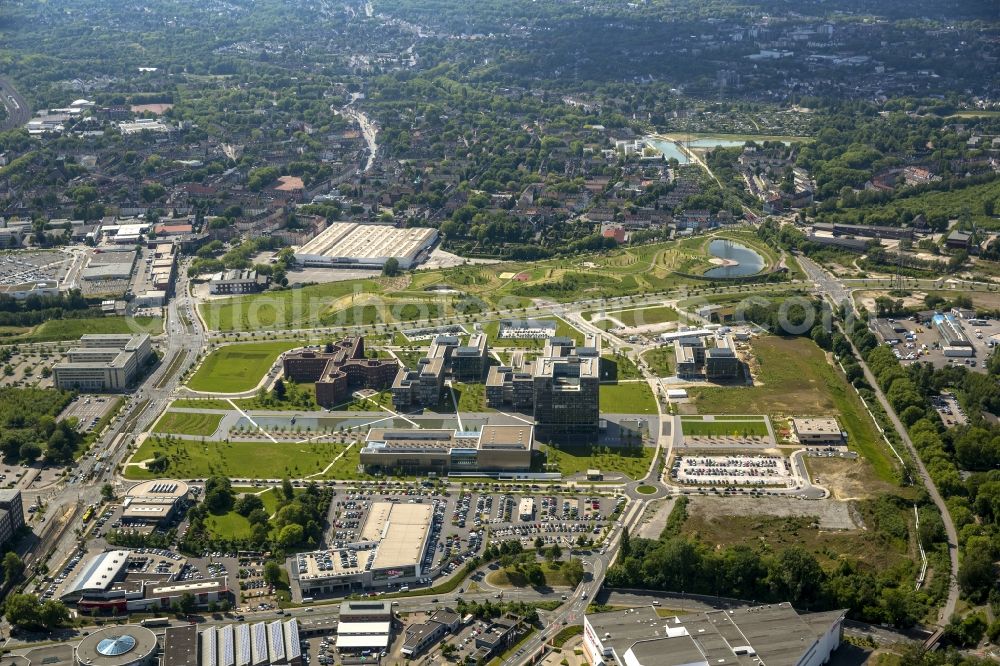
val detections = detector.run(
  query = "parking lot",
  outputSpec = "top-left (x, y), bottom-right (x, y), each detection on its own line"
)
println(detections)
top-left (58, 394), bottom-right (118, 432)
top-left (671, 455), bottom-right (794, 487)
top-left (326, 488), bottom-right (621, 581)
top-left (932, 392), bottom-right (967, 427)
top-left (877, 315), bottom-right (995, 372)
top-left (0, 249), bottom-right (70, 286)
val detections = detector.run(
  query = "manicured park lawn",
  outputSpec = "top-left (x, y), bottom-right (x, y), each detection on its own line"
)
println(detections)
top-left (125, 437), bottom-right (346, 479)
top-left (607, 305), bottom-right (678, 327)
top-left (680, 416), bottom-right (769, 437)
top-left (600, 355), bottom-right (642, 381)
top-left (205, 511), bottom-right (252, 540)
top-left (187, 341), bottom-right (299, 393)
top-left (541, 443), bottom-right (654, 479)
top-left (600, 382), bottom-right (657, 414)
top-left (171, 398), bottom-right (232, 410)
top-left (688, 336), bottom-right (896, 481)
top-left (152, 411), bottom-right (224, 436)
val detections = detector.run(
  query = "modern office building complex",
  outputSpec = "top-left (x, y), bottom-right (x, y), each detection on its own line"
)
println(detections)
top-left (0, 489), bottom-right (25, 550)
top-left (360, 425), bottom-right (534, 475)
top-left (673, 332), bottom-right (744, 380)
top-left (282, 338), bottom-right (399, 407)
top-left (391, 333), bottom-right (488, 408)
top-left (53, 334), bottom-right (152, 391)
top-left (583, 604), bottom-right (844, 666)
top-left (485, 336), bottom-right (601, 439)
top-left (531, 337), bottom-right (601, 438)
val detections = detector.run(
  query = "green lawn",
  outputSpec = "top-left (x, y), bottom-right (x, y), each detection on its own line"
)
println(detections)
top-left (171, 398), bottom-right (232, 410)
top-left (152, 411), bottom-right (224, 436)
top-left (205, 511), bottom-right (252, 540)
top-left (600, 382), bottom-right (658, 414)
top-left (636, 485), bottom-right (657, 495)
top-left (14, 316), bottom-right (163, 343)
top-left (542, 443), bottom-right (654, 480)
top-left (187, 341), bottom-right (299, 393)
top-left (688, 336), bottom-right (897, 482)
top-left (605, 305), bottom-right (678, 327)
top-left (450, 382), bottom-right (493, 412)
top-left (125, 438), bottom-right (346, 479)
top-left (600, 355), bottom-right (642, 381)
top-left (680, 416), bottom-right (769, 437)
top-left (642, 347), bottom-right (674, 377)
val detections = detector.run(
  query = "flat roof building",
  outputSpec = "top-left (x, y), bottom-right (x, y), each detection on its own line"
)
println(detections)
top-left (791, 418), bottom-right (846, 446)
top-left (933, 313), bottom-right (972, 347)
top-left (391, 333), bottom-right (488, 408)
top-left (209, 268), bottom-right (270, 295)
top-left (0, 489), bottom-right (25, 551)
top-left (295, 222), bottom-right (437, 269)
top-left (283, 338), bottom-right (398, 407)
top-left (122, 480), bottom-right (190, 526)
top-left (160, 620), bottom-right (303, 666)
top-left (74, 625), bottom-right (158, 666)
top-left (53, 334), bottom-right (152, 392)
top-left (533, 337), bottom-right (600, 439)
top-left (485, 365), bottom-right (534, 410)
top-left (582, 604), bottom-right (845, 666)
top-left (295, 506), bottom-right (434, 595)
top-left (360, 425), bottom-right (533, 476)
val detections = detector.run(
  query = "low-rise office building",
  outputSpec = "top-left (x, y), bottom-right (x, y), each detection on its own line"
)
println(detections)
top-left (121, 480), bottom-right (190, 526)
top-left (53, 334), bottom-right (152, 392)
top-left (336, 601), bottom-right (396, 653)
top-left (401, 609), bottom-right (462, 657)
top-left (282, 338), bottom-right (398, 407)
top-left (391, 333), bottom-right (489, 408)
top-left (792, 418), bottom-right (846, 446)
top-left (360, 425), bottom-right (534, 476)
top-left (208, 268), bottom-right (270, 295)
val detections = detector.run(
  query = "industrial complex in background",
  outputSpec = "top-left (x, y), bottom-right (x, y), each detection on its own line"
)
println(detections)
top-left (293, 222), bottom-right (438, 269)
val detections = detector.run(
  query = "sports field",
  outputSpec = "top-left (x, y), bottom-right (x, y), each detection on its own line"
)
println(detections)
top-left (152, 411), bottom-right (224, 436)
top-left (187, 341), bottom-right (299, 393)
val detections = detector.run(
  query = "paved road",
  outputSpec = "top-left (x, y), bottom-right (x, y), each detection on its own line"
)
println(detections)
top-left (799, 254), bottom-right (960, 630)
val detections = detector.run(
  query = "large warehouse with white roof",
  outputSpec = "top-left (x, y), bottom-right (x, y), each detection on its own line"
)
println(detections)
top-left (294, 222), bottom-right (437, 269)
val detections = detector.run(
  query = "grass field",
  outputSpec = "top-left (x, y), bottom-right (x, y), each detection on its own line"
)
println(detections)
top-left (542, 443), bottom-right (654, 479)
top-left (171, 398), bottom-right (231, 410)
top-left (187, 341), bottom-right (299, 393)
top-left (600, 354), bottom-right (642, 381)
top-left (602, 305), bottom-right (679, 327)
top-left (152, 411), bottom-right (224, 436)
top-left (687, 336), bottom-right (897, 481)
top-left (600, 382), bottom-right (658, 414)
top-left (200, 239), bottom-right (735, 332)
top-left (642, 347), bottom-right (674, 377)
top-left (680, 416), bottom-right (769, 437)
top-left (486, 561), bottom-right (576, 588)
top-left (205, 511), bottom-right (252, 540)
top-left (12, 316), bottom-right (163, 343)
top-left (125, 437), bottom-right (345, 479)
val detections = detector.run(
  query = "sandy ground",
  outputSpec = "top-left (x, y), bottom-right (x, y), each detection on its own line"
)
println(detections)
top-left (419, 247), bottom-right (501, 270)
top-left (637, 497), bottom-right (675, 539)
top-left (803, 456), bottom-right (899, 501)
top-left (686, 495), bottom-right (859, 530)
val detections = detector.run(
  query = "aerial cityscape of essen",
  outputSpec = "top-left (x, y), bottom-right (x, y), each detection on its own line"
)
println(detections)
top-left (0, 1), bottom-right (997, 665)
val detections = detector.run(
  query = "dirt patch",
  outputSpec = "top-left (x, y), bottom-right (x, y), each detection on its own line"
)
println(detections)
top-left (637, 498), bottom-right (675, 539)
top-left (686, 495), bottom-right (859, 530)
top-left (803, 456), bottom-right (901, 501)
